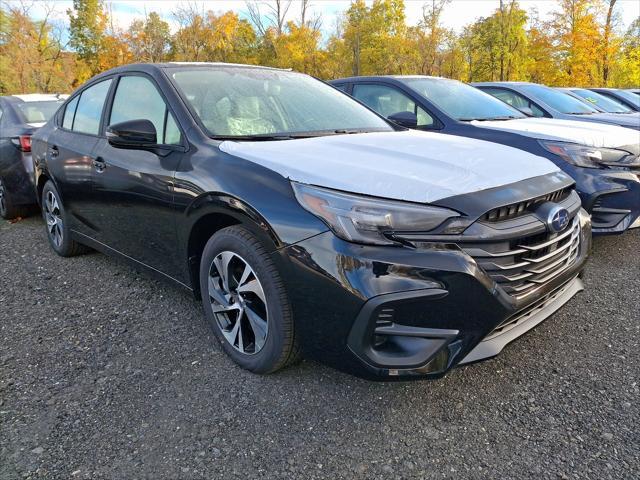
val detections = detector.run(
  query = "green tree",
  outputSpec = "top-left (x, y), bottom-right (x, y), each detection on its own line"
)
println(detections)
top-left (67, 0), bottom-right (109, 76)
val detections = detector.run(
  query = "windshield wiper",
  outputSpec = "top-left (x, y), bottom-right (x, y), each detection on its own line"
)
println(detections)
top-left (485, 115), bottom-right (520, 121)
top-left (458, 116), bottom-right (518, 122)
top-left (211, 133), bottom-right (317, 141)
top-left (212, 128), bottom-right (389, 141)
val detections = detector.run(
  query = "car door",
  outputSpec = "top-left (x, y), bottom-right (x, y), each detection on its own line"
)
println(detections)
top-left (89, 73), bottom-right (185, 276)
top-left (46, 79), bottom-right (113, 235)
top-left (479, 87), bottom-right (548, 118)
top-left (351, 83), bottom-right (436, 129)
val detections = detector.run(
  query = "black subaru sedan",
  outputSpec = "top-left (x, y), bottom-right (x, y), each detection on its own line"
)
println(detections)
top-left (31, 63), bottom-right (591, 380)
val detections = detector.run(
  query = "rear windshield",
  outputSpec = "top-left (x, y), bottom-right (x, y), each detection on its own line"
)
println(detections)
top-left (569, 89), bottom-right (632, 113)
top-left (16, 100), bottom-right (65, 123)
top-left (520, 85), bottom-right (597, 114)
top-left (169, 67), bottom-right (393, 138)
top-left (402, 77), bottom-right (525, 121)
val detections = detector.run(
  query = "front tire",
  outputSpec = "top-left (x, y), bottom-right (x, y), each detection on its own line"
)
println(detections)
top-left (199, 226), bottom-right (300, 374)
top-left (41, 181), bottom-right (90, 257)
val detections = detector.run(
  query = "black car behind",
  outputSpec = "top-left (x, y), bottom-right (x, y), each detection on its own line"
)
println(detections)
top-left (0, 94), bottom-right (65, 219)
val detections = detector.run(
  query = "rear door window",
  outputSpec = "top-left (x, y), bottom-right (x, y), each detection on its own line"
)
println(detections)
top-left (482, 88), bottom-right (546, 117)
top-left (72, 79), bottom-right (112, 135)
top-left (352, 83), bottom-right (435, 128)
top-left (109, 75), bottom-right (181, 145)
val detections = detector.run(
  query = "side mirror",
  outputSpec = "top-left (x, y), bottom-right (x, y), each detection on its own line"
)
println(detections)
top-left (106, 119), bottom-right (157, 149)
top-left (516, 106), bottom-right (534, 117)
top-left (387, 111), bottom-right (418, 128)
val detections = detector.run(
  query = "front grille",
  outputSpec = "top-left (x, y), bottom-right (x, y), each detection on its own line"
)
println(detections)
top-left (462, 216), bottom-right (581, 297)
top-left (483, 187), bottom-right (572, 222)
top-left (485, 277), bottom-right (577, 340)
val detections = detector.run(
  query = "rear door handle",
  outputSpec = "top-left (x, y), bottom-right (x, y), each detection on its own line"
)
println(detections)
top-left (49, 145), bottom-right (59, 158)
top-left (92, 156), bottom-right (106, 173)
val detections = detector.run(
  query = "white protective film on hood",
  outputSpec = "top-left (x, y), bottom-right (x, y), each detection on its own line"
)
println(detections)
top-left (472, 117), bottom-right (640, 148)
top-left (219, 130), bottom-right (560, 204)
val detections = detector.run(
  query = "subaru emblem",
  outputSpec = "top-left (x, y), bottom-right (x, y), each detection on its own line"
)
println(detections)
top-left (548, 206), bottom-right (570, 233)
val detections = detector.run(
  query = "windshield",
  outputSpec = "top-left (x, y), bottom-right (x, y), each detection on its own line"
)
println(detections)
top-left (170, 67), bottom-right (393, 138)
top-left (609, 89), bottom-right (640, 109)
top-left (569, 89), bottom-right (632, 113)
top-left (520, 84), bottom-right (598, 114)
top-left (16, 100), bottom-right (64, 124)
top-left (402, 77), bottom-right (525, 121)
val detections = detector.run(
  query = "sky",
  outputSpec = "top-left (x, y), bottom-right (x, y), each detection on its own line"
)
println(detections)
top-left (14, 0), bottom-right (640, 37)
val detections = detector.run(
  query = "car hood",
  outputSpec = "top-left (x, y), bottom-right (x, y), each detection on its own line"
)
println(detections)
top-left (584, 112), bottom-right (640, 129)
top-left (219, 130), bottom-right (560, 204)
top-left (471, 117), bottom-right (640, 148)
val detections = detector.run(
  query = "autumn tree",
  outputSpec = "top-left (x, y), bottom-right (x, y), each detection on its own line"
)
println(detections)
top-left (550, 0), bottom-right (603, 85)
top-left (610, 17), bottom-right (640, 87)
top-left (0, 2), bottom-right (74, 94)
top-left (127, 12), bottom-right (171, 62)
top-left (337, 0), bottom-right (414, 76)
top-left (171, 4), bottom-right (209, 61)
top-left (525, 10), bottom-right (563, 85)
top-left (496, 0), bottom-right (528, 81)
top-left (68, 0), bottom-right (109, 76)
top-left (267, 21), bottom-right (328, 77)
top-left (414, 0), bottom-right (450, 75)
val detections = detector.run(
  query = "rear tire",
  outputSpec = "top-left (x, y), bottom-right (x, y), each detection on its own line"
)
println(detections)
top-left (41, 180), bottom-right (90, 257)
top-left (199, 226), bottom-right (300, 374)
top-left (0, 177), bottom-right (30, 220)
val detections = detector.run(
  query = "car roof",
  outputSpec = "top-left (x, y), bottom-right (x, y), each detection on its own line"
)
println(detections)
top-left (472, 81), bottom-right (537, 87)
top-left (2, 93), bottom-right (67, 103)
top-left (331, 75), bottom-right (454, 83)
top-left (90, 62), bottom-right (290, 80)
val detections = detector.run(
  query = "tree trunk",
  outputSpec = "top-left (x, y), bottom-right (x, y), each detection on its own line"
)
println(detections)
top-left (602, 0), bottom-right (617, 86)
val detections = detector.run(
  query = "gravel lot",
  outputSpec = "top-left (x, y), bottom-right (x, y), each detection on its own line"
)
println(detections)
top-left (1, 216), bottom-right (638, 479)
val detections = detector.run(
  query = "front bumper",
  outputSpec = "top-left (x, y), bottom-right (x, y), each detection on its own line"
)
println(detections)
top-left (575, 170), bottom-right (640, 234)
top-left (279, 209), bottom-right (591, 380)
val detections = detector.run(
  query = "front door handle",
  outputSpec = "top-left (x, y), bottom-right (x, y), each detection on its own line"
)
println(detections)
top-left (92, 156), bottom-right (106, 173)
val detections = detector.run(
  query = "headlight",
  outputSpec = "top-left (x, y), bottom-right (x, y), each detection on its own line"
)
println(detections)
top-left (292, 182), bottom-right (459, 245)
top-left (539, 141), bottom-right (638, 168)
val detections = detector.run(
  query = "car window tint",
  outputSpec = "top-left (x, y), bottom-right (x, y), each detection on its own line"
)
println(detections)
top-left (63, 96), bottom-right (79, 129)
top-left (482, 88), bottom-right (545, 117)
top-left (333, 84), bottom-right (349, 93)
top-left (352, 84), bottom-right (434, 128)
top-left (520, 84), bottom-right (597, 114)
top-left (73, 79), bottom-right (112, 135)
top-left (109, 76), bottom-right (180, 145)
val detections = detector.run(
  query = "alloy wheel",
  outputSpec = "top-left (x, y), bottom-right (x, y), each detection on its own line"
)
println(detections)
top-left (0, 179), bottom-right (6, 217)
top-left (208, 251), bottom-right (269, 355)
top-left (44, 190), bottom-right (63, 247)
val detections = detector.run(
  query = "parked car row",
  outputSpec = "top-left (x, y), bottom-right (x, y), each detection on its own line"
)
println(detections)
top-left (331, 76), bottom-right (639, 234)
top-left (1, 63), bottom-right (638, 381)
